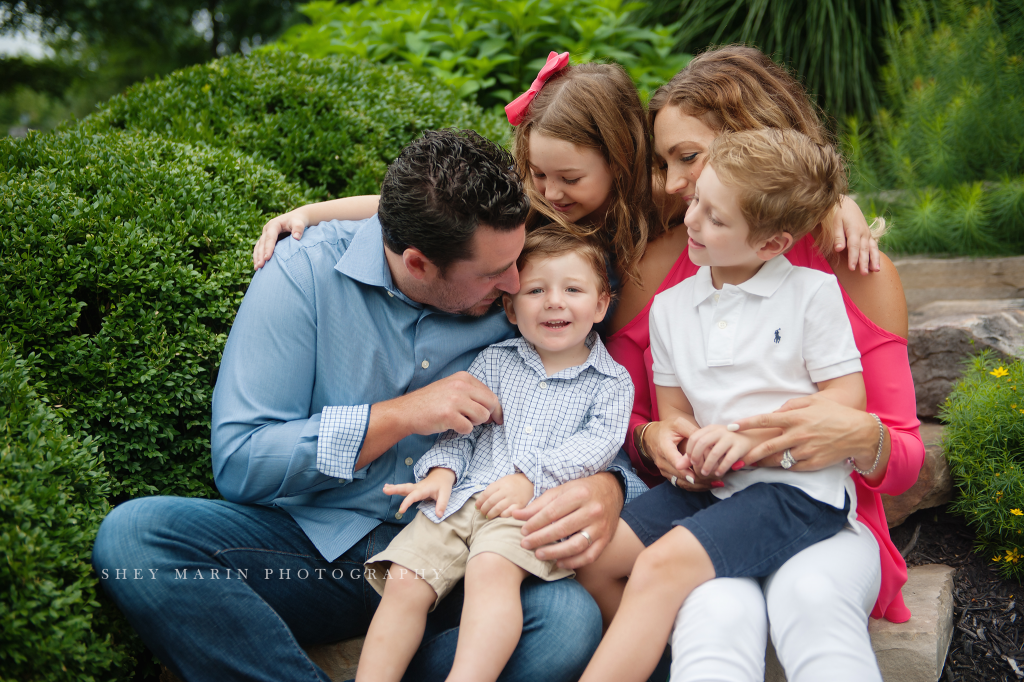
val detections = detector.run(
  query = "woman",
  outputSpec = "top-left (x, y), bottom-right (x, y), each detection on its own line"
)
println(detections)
top-left (606, 46), bottom-right (923, 681)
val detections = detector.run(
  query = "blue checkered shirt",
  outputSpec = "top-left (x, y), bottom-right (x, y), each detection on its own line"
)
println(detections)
top-left (416, 332), bottom-right (634, 523)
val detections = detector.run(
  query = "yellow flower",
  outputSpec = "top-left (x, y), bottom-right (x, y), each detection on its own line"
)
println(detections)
top-left (991, 367), bottom-right (1010, 378)
top-left (994, 555), bottom-right (1003, 562)
top-left (1012, 509), bottom-right (1023, 516)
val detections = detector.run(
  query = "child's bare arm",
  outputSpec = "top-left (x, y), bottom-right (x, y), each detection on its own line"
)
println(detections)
top-left (814, 372), bottom-right (866, 411)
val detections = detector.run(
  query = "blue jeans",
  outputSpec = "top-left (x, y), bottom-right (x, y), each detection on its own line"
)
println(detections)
top-left (92, 497), bottom-right (602, 682)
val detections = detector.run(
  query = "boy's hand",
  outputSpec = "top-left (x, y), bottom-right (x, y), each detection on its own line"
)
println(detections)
top-left (383, 467), bottom-right (456, 517)
top-left (477, 473), bottom-right (534, 519)
top-left (686, 425), bottom-right (757, 478)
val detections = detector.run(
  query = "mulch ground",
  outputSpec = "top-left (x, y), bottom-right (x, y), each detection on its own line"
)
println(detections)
top-left (890, 504), bottom-right (1024, 681)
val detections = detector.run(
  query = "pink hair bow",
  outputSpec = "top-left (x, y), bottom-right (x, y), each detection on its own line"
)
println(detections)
top-left (505, 51), bottom-right (570, 126)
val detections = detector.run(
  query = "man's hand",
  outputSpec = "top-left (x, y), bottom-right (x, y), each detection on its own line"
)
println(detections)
top-left (512, 473), bottom-right (623, 570)
top-left (383, 467), bottom-right (457, 517)
top-left (358, 372), bottom-right (503, 469)
top-left (686, 424), bottom-right (757, 478)
top-left (477, 473), bottom-right (534, 519)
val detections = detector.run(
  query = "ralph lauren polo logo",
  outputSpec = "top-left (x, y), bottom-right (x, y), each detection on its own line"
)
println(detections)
top-left (773, 328), bottom-right (781, 344)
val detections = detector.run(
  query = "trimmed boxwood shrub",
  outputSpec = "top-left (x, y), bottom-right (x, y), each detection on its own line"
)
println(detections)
top-left (941, 352), bottom-right (1024, 579)
top-left (1, 128), bottom-right (305, 500)
top-left (0, 342), bottom-right (136, 680)
top-left (81, 50), bottom-right (508, 200)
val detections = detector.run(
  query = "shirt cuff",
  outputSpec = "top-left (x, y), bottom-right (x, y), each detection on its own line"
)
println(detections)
top-left (317, 404), bottom-right (370, 480)
top-left (607, 451), bottom-right (648, 504)
top-left (414, 451), bottom-right (467, 485)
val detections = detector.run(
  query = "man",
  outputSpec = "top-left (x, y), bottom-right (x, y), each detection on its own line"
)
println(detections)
top-left (94, 130), bottom-right (643, 681)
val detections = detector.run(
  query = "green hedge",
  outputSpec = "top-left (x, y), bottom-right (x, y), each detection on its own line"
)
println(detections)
top-left (0, 342), bottom-right (136, 681)
top-left (942, 352), bottom-right (1024, 580)
top-left (1, 128), bottom-right (304, 500)
top-left (81, 50), bottom-right (508, 199)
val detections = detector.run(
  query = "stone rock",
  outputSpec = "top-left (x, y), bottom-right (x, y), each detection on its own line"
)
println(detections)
top-left (882, 423), bottom-right (953, 529)
top-left (893, 255), bottom-right (1024, 312)
top-left (908, 299), bottom-right (1024, 417)
top-left (766, 564), bottom-right (955, 682)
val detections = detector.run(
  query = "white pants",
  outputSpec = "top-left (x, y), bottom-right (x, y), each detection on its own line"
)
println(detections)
top-left (669, 522), bottom-right (883, 682)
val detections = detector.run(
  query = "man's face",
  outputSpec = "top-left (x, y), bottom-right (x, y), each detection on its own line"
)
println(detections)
top-left (425, 224), bottom-right (525, 316)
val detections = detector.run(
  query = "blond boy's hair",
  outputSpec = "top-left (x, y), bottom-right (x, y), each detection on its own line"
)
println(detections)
top-left (515, 224), bottom-right (610, 296)
top-left (707, 128), bottom-right (848, 247)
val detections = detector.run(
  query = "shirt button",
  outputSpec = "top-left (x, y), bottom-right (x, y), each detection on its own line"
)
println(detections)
top-left (714, 293), bottom-right (720, 303)
top-left (338, 479), bottom-right (343, 484)
top-left (525, 425), bottom-right (533, 434)
top-left (395, 512), bottom-right (404, 520)
top-left (718, 321), bottom-right (728, 329)
top-left (539, 381), bottom-right (547, 389)
top-left (421, 359), bottom-right (429, 369)
top-left (404, 457), bottom-right (414, 466)
top-left (387, 291), bottom-right (394, 298)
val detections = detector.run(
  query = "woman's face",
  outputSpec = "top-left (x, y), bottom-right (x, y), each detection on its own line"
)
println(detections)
top-left (527, 131), bottom-right (614, 225)
top-left (653, 107), bottom-right (718, 207)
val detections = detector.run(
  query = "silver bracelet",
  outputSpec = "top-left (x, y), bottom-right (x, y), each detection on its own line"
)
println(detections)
top-left (848, 413), bottom-right (885, 476)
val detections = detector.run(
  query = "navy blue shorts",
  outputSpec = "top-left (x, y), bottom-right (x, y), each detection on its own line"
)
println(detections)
top-left (620, 482), bottom-right (849, 579)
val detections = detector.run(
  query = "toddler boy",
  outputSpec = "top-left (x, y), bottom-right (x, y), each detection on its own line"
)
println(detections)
top-left (356, 225), bottom-right (634, 682)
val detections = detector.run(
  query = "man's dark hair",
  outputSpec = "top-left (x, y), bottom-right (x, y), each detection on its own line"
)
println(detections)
top-left (378, 129), bottom-right (530, 273)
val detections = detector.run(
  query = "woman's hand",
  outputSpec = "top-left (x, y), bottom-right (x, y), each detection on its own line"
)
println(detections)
top-left (253, 209), bottom-right (309, 270)
top-left (728, 393), bottom-right (889, 485)
top-left (644, 418), bottom-right (723, 491)
top-left (833, 196), bottom-right (881, 275)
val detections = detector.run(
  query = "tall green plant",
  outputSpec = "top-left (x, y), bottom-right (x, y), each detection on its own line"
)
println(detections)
top-left (632, 0), bottom-right (896, 122)
top-left (843, 0), bottom-right (1024, 255)
top-left (272, 0), bottom-right (691, 107)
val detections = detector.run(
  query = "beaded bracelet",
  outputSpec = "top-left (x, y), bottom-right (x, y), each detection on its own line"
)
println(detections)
top-left (848, 412), bottom-right (885, 476)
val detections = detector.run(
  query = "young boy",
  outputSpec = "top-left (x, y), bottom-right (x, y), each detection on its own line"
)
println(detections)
top-left (355, 225), bottom-right (634, 682)
top-left (576, 128), bottom-right (869, 682)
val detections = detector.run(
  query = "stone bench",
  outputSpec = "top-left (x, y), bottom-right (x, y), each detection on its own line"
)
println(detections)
top-left (299, 564), bottom-right (956, 682)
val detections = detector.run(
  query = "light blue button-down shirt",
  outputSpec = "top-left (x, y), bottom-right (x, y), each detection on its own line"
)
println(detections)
top-left (211, 216), bottom-right (643, 561)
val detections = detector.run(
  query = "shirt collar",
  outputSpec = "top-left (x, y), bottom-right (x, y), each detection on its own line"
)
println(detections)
top-left (691, 256), bottom-right (794, 306)
top-left (335, 215), bottom-right (417, 306)
top-left (495, 331), bottom-right (623, 380)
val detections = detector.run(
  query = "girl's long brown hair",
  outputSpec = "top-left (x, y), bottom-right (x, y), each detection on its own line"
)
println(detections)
top-left (512, 62), bottom-right (658, 287)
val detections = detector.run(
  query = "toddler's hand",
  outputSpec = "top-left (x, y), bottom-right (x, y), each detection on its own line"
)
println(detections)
top-left (383, 467), bottom-right (456, 517)
top-left (686, 425), bottom-right (756, 478)
top-left (477, 473), bottom-right (534, 519)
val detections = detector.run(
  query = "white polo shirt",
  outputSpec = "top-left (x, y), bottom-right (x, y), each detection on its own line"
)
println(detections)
top-left (649, 256), bottom-right (862, 511)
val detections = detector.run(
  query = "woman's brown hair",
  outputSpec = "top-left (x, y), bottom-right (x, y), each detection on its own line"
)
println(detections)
top-left (648, 45), bottom-right (841, 252)
top-left (512, 62), bottom-right (658, 287)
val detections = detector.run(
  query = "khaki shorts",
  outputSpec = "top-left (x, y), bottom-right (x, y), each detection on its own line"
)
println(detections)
top-left (365, 494), bottom-right (573, 609)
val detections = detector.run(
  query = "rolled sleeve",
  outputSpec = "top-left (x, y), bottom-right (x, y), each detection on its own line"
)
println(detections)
top-left (317, 404), bottom-right (371, 480)
top-left (414, 430), bottom-right (476, 484)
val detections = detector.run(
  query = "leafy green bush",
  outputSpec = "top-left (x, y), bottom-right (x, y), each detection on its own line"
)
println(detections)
top-left (844, 0), bottom-right (1024, 255)
top-left (81, 50), bottom-right (507, 200)
top-left (1, 128), bottom-right (304, 500)
top-left (0, 342), bottom-right (137, 681)
top-left (941, 352), bottom-right (1024, 580)
top-left (273, 0), bottom-right (690, 107)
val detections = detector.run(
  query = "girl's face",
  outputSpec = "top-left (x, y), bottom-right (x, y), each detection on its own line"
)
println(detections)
top-left (527, 132), bottom-right (614, 225)
top-left (653, 107), bottom-right (718, 206)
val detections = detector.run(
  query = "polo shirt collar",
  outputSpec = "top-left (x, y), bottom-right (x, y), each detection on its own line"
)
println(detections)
top-left (690, 256), bottom-right (794, 306)
top-left (335, 215), bottom-right (418, 306)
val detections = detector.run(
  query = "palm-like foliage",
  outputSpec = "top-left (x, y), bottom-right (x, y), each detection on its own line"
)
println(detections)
top-left (634, 0), bottom-right (897, 122)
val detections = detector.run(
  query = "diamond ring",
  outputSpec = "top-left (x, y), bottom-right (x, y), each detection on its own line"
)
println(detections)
top-left (781, 448), bottom-right (796, 469)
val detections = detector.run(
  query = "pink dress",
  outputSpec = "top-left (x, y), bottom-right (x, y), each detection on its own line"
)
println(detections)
top-left (605, 233), bottom-right (925, 623)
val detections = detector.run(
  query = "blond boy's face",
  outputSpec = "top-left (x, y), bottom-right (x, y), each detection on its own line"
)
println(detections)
top-left (683, 165), bottom-right (761, 271)
top-left (503, 252), bottom-right (610, 360)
